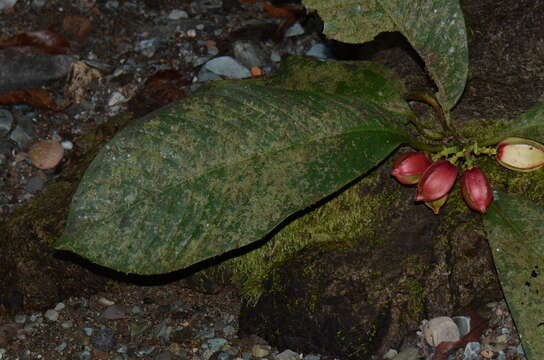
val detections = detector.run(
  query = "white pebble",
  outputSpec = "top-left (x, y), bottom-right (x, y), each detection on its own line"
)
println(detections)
top-left (61, 140), bottom-right (73, 150)
top-left (54, 302), bottom-right (66, 311)
top-left (98, 297), bottom-right (115, 306)
top-left (168, 9), bottom-right (188, 20)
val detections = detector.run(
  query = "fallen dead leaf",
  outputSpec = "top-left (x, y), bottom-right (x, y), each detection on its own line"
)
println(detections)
top-left (64, 61), bottom-right (102, 104)
top-left (62, 15), bottom-right (92, 39)
top-left (0, 88), bottom-right (61, 111)
top-left (0, 30), bottom-right (70, 54)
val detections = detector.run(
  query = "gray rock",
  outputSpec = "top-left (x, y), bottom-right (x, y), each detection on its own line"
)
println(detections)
top-left (61, 320), bottom-right (73, 329)
top-left (270, 51), bottom-right (282, 63)
top-left (206, 338), bottom-right (227, 352)
top-left (31, 0), bottom-right (47, 10)
top-left (392, 347), bottom-right (420, 360)
top-left (199, 0), bottom-right (222, 10)
top-left (9, 125), bottom-right (33, 150)
top-left (0, 0), bottom-right (17, 11)
top-left (197, 68), bottom-right (222, 82)
top-left (233, 40), bottom-right (268, 69)
top-left (14, 314), bottom-right (26, 324)
top-left (168, 9), bottom-right (189, 20)
top-left (453, 315), bottom-right (471, 337)
top-left (83, 327), bottom-right (93, 336)
top-left (0, 50), bottom-right (74, 93)
top-left (303, 355), bottom-right (321, 360)
top-left (24, 176), bottom-right (45, 194)
top-left (137, 38), bottom-right (161, 58)
top-left (61, 140), bottom-right (73, 150)
top-left (0, 109), bottom-right (13, 136)
top-left (54, 302), bottom-right (65, 311)
top-left (204, 56), bottom-right (251, 79)
top-left (275, 349), bottom-right (299, 360)
top-left (55, 342), bottom-right (67, 352)
top-left (92, 326), bottom-right (117, 351)
top-left (216, 352), bottom-right (231, 360)
top-left (423, 317), bottom-right (460, 346)
top-left (44, 309), bottom-right (59, 321)
top-left (102, 305), bottom-right (126, 320)
top-left (251, 344), bottom-right (271, 358)
top-left (222, 325), bottom-right (236, 337)
top-left (463, 342), bottom-right (480, 360)
top-left (284, 22), bottom-right (305, 37)
top-left (305, 43), bottom-right (333, 60)
top-left (154, 351), bottom-right (173, 360)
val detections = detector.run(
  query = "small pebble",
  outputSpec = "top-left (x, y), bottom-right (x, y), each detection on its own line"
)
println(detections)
top-left (44, 309), bottom-right (59, 322)
top-left (102, 305), bottom-right (126, 320)
top-left (251, 344), bottom-right (271, 358)
top-left (98, 297), bottom-right (115, 306)
top-left (0, 109), bottom-right (13, 136)
top-left (422, 316), bottom-right (460, 346)
top-left (92, 326), bottom-right (117, 351)
top-left (168, 9), bottom-right (188, 20)
top-left (28, 140), bottom-right (64, 169)
top-left (60, 140), bottom-right (73, 150)
top-left (276, 349), bottom-right (299, 360)
top-left (14, 315), bottom-right (26, 324)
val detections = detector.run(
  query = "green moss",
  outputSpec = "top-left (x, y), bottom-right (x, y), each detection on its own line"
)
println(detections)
top-left (221, 171), bottom-right (402, 305)
top-left (400, 278), bottom-right (425, 320)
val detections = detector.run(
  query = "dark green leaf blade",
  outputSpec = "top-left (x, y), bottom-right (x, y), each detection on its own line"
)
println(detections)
top-left (55, 82), bottom-right (410, 275)
top-left (302, 0), bottom-right (469, 111)
top-left (483, 191), bottom-right (544, 359)
top-left (494, 102), bottom-right (544, 143)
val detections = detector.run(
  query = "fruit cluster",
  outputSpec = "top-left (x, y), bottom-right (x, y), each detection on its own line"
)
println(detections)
top-left (391, 137), bottom-right (544, 214)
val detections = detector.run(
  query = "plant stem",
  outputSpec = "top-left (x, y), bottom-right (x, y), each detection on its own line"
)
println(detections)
top-left (407, 140), bottom-right (445, 153)
top-left (404, 92), bottom-right (465, 144)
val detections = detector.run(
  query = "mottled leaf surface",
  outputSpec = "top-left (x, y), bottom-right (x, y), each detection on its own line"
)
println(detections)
top-left (484, 191), bottom-right (544, 359)
top-left (302, 0), bottom-right (468, 111)
top-left (494, 102), bottom-right (544, 143)
top-left (55, 82), bottom-right (411, 274)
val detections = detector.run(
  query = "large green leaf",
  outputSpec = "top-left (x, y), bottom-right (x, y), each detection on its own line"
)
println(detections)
top-left (302, 0), bottom-right (468, 111)
top-left (492, 102), bottom-right (544, 143)
top-left (483, 191), bottom-right (544, 359)
top-left (55, 80), bottom-right (411, 275)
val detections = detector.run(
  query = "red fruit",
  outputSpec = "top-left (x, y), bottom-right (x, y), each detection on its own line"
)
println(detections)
top-left (416, 160), bottom-right (457, 202)
top-left (461, 167), bottom-right (493, 213)
top-left (391, 152), bottom-right (432, 185)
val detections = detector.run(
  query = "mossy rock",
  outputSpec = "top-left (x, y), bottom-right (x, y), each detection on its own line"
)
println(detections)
top-left (238, 167), bottom-right (501, 359)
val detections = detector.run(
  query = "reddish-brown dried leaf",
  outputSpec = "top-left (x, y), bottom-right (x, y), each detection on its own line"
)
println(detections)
top-left (432, 312), bottom-right (489, 360)
top-left (262, 1), bottom-right (299, 18)
top-left (0, 88), bottom-right (61, 111)
top-left (0, 30), bottom-right (70, 54)
top-left (62, 16), bottom-right (92, 39)
top-left (128, 69), bottom-right (191, 116)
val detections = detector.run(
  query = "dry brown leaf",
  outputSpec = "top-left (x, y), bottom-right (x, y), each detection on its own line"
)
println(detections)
top-left (0, 88), bottom-right (60, 110)
top-left (64, 61), bottom-right (101, 104)
top-left (0, 30), bottom-right (70, 54)
top-left (62, 16), bottom-right (92, 39)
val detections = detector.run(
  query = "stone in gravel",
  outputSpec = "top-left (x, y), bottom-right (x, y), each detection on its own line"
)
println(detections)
top-left (284, 22), bottom-right (305, 37)
top-left (131, 305), bottom-right (143, 314)
top-left (0, 0), bottom-right (17, 11)
top-left (14, 315), bottom-right (26, 324)
top-left (108, 91), bottom-right (128, 107)
top-left (206, 338), bottom-right (227, 352)
top-left (138, 38), bottom-right (161, 58)
top-left (276, 349), bottom-right (299, 360)
top-left (216, 352), bottom-right (231, 360)
top-left (55, 342), bottom-right (67, 352)
top-left (9, 125), bottom-right (33, 150)
top-left (303, 355), bottom-right (321, 360)
top-left (232, 40), bottom-right (268, 69)
top-left (83, 327), bottom-right (93, 336)
top-left (25, 176), bottom-right (45, 194)
top-left (44, 309), bottom-right (59, 321)
top-left (305, 43), bottom-right (333, 60)
top-left (0, 109), bottom-right (13, 136)
top-left (392, 347), bottom-right (419, 360)
top-left (168, 9), bottom-right (189, 20)
top-left (60, 140), bottom-right (73, 150)
top-left (203, 56), bottom-right (251, 79)
top-left (31, 0), bottom-right (47, 10)
top-left (92, 326), bottom-right (117, 351)
top-left (54, 302), bottom-right (65, 311)
top-left (270, 51), bottom-right (281, 63)
top-left (251, 344), bottom-right (271, 358)
top-left (383, 348), bottom-right (398, 359)
top-left (156, 319), bottom-right (173, 342)
top-left (102, 304), bottom-right (126, 320)
top-left (154, 351), bottom-right (173, 360)
top-left (28, 140), bottom-right (64, 169)
top-left (452, 315), bottom-right (471, 337)
top-left (222, 325), bottom-right (235, 337)
top-left (98, 297), bottom-right (115, 306)
top-left (197, 68), bottom-right (222, 82)
top-left (61, 320), bottom-right (73, 329)
top-left (463, 342), bottom-right (480, 360)
top-left (423, 316), bottom-right (460, 346)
